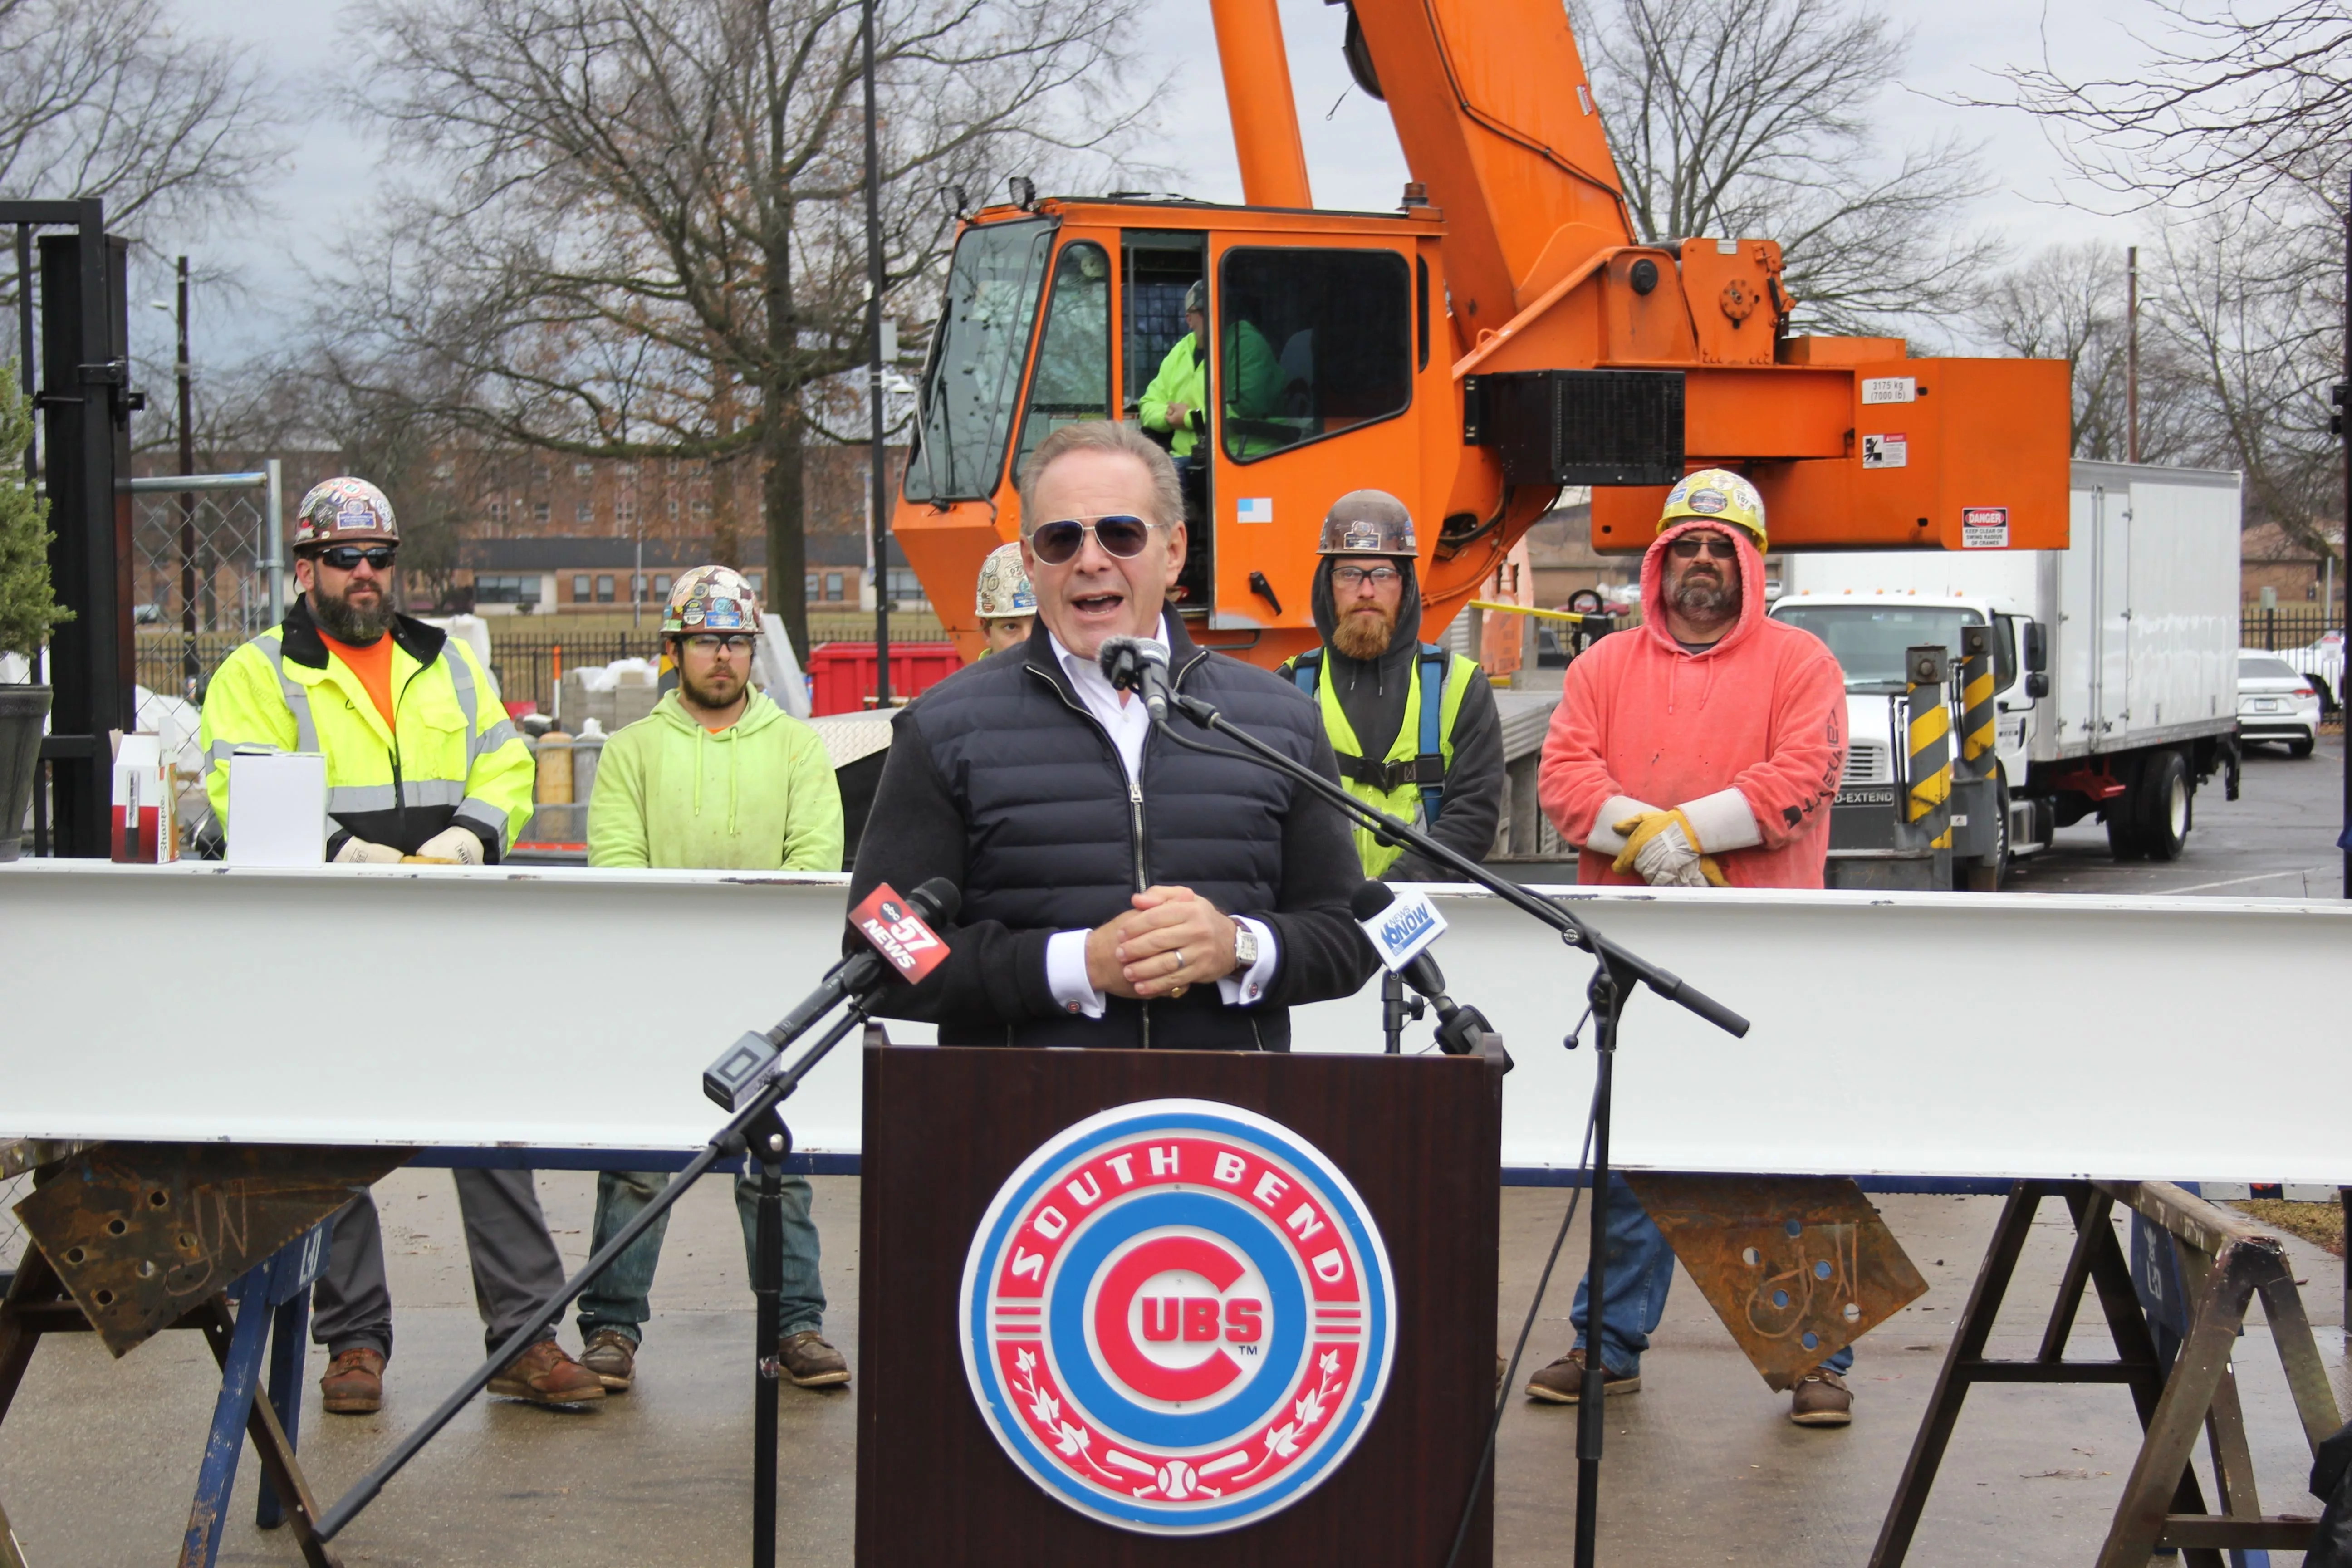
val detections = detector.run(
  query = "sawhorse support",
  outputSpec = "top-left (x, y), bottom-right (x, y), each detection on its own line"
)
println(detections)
top-left (0, 1225), bottom-right (341, 1568)
top-left (1869, 1179), bottom-right (2342, 1568)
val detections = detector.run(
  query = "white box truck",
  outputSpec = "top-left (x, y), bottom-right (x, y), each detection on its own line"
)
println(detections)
top-left (1771, 460), bottom-right (2242, 887)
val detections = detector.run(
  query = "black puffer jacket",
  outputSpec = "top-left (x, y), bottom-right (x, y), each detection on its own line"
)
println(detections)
top-left (848, 615), bottom-right (1375, 1049)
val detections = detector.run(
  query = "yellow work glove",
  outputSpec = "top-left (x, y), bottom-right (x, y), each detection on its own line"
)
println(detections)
top-left (413, 825), bottom-right (486, 866)
top-left (1611, 808), bottom-right (1710, 888)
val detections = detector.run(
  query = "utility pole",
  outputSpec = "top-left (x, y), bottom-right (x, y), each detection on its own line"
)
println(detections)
top-left (2126, 245), bottom-right (2140, 465)
top-left (176, 255), bottom-right (196, 695)
top-left (864, 0), bottom-right (891, 707)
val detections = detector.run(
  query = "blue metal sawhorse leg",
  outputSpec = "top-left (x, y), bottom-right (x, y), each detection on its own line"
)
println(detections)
top-left (179, 1223), bottom-right (338, 1568)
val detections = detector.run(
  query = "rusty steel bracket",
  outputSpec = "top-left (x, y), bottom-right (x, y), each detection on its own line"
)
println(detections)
top-left (1625, 1172), bottom-right (1928, 1390)
top-left (10, 1143), bottom-right (410, 1358)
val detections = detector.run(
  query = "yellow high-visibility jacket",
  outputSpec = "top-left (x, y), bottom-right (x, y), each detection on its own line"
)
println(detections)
top-left (199, 598), bottom-right (533, 859)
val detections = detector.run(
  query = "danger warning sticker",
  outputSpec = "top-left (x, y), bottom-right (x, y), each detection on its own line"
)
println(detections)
top-left (1861, 432), bottom-right (1907, 469)
top-left (1961, 507), bottom-right (2010, 549)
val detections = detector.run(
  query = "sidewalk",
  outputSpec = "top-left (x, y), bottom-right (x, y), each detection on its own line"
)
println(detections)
top-left (1, 1170), bottom-right (2341, 1566)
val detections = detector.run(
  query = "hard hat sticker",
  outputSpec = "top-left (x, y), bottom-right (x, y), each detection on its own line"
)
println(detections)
top-left (1686, 489), bottom-right (1727, 513)
top-left (960, 1100), bottom-right (1395, 1535)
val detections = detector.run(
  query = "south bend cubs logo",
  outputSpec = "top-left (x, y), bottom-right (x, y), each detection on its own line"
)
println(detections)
top-left (960, 1100), bottom-right (1396, 1535)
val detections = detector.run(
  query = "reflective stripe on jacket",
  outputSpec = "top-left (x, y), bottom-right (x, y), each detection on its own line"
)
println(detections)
top-left (1285, 645), bottom-right (1477, 877)
top-left (198, 597), bottom-right (533, 858)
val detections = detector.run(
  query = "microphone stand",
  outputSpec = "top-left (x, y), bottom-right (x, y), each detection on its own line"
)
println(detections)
top-left (315, 962), bottom-right (898, 1567)
top-left (1142, 680), bottom-right (1748, 1568)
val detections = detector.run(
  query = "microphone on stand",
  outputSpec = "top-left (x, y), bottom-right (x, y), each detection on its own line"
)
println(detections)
top-left (1098, 635), bottom-right (1176, 724)
top-left (1351, 880), bottom-right (1506, 1064)
top-left (704, 876), bottom-right (961, 1109)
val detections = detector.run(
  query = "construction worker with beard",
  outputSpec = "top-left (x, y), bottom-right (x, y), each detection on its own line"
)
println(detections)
top-left (1525, 468), bottom-right (1851, 1426)
top-left (973, 540), bottom-right (1036, 658)
top-left (1276, 490), bottom-right (1503, 881)
top-left (199, 476), bottom-right (605, 1413)
top-left (578, 565), bottom-right (849, 1394)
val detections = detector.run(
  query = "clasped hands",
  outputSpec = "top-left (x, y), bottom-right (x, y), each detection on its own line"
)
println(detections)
top-left (1084, 884), bottom-right (1240, 1001)
top-left (1610, 808), bottom-right (1729, 888)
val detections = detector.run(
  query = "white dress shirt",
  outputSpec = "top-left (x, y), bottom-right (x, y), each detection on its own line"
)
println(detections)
top-left (1040, 618), bottom-right (1279, 1016)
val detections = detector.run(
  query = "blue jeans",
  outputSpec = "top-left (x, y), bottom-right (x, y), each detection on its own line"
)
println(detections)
top-left (576, 1169), bottom-right (826, 1345)
top-left (1571, 1173), bottom-right (1854, 1379)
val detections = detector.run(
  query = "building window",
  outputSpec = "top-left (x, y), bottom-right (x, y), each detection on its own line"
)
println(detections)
top-left (666, 497), bottom-right (680, 519)
top-left (534, 501), bottom-right (551, 525)
top-left (486, 499), bottom-right (506, 525)
top-left (473, 574), bottom-right (540, 606)
top-left (576, 500), bottom-right (595, 524)
top-left (533, 463), bottom-right (551, 485)
top-left (825, 571), bottom-right (845, 600)
top-left (653, 573), bottom-right (673, 601)
top-left (616, 500), bottom-right (636, 526)
top-left (572, 574), bottom-right (591, 602)
top-left (886, 567), bottom-right (928, 607)
top-left (573, 461), bottom-right (595, 478)
top-left (745, 573), bottom-right (763, 597)
top-left (596, 573), bottom-right (615, 603)
top-left (805, 573), bottom-right (820, 603)
top-left (691, 498), bottom-right (712, 520)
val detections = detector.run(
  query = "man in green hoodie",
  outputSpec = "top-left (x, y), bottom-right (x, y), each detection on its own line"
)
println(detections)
top-left (579, 564), bottom-right (848, 1394)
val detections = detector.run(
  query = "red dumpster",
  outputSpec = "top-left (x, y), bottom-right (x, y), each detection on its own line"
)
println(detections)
top-left (806, 642), bottom-right (963, 715)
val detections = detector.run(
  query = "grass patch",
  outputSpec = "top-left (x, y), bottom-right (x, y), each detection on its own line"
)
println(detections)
top-left (2232, 1198), bottom-right (2345, 1257)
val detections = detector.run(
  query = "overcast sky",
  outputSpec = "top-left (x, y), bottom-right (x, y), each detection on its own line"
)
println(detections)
top-left (157, 0), bottom-right (2170, 369)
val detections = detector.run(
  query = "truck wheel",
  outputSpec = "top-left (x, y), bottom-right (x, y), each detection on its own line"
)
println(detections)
top-left (2135, 749), bottom-right (2191, 861)
top-left (1962, 772), bottom-right (2012, 891)
top-left (2105, 808), bottom-right (2146, 861)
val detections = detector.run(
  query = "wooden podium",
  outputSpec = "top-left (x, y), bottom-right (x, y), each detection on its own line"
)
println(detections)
top-left (855, 1042), bottom-right (1504, 1566)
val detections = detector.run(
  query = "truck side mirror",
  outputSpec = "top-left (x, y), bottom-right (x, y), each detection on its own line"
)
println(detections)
top-left (2025, 671), bottom-right (2050, 699)
top-left (2022, 621), bottom-right (2048, 674)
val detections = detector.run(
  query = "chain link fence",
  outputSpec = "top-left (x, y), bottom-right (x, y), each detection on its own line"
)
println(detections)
top-left (130, 468), bottom-right (283, 703)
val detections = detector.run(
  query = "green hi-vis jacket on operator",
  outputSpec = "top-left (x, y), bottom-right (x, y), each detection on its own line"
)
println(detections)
top-left (587, 688), bottom-right (843, 872)
top-left (1138, 320), bottom-right (1284, 456)
top-left (199, 597), bottom-right (533, 859)
top-left (1284, 645), bottom-right (1480, 877)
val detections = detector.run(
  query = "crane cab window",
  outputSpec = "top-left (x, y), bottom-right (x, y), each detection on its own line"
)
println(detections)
top-left (903, 219), bottom-right (1055, 503)
top-left (1013, 242), bottom-right (1113, 475)
top-left (1218, 248), bottom-right (1412, 463)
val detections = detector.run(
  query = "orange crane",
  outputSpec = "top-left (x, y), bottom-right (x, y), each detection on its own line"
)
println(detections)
top-left (892, 0), bottom-right (2070, 666)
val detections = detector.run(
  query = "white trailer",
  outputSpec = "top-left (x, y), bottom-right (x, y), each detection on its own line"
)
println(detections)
top-left (1773, 461), bottom-right (2242, 886)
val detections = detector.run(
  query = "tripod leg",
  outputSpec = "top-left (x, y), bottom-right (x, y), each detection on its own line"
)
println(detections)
top-left (749, 1115), bottom-right (788, 1568)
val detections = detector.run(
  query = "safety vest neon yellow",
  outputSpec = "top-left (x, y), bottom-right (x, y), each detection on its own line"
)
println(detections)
top-left (198, 600), bottom-right (533, 858)
top-left (1284, 645), bottom-right (1477, 877)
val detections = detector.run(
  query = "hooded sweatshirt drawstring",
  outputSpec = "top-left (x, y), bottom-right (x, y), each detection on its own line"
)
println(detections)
top-left (686, 724), bottom-right (743, 834)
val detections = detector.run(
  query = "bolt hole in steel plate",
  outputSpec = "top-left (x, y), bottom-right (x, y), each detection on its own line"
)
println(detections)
top-left (1626, 1173), bottom-right (1928, 1391)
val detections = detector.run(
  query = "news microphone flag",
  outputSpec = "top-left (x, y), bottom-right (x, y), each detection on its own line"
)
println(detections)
top-left (1357, 884), bottom-right (1446, 974)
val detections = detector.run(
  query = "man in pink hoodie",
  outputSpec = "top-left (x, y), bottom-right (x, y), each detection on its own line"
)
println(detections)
top-left (1524, 469), bottom-right (1854, 1425)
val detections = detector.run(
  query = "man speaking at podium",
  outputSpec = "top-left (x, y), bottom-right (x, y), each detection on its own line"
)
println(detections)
top-left (848, 421), bottom-right (1372, 1047)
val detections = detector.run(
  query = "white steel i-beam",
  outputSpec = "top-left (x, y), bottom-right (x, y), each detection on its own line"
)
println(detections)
top-left (0, 862), bottom-right (2343, 1186)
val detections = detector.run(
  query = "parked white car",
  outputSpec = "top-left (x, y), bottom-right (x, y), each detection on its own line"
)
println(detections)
top-left (2236, 650), bottom-right (2323, 756)
top-left (2274, 629), bottom-right (2343, 710)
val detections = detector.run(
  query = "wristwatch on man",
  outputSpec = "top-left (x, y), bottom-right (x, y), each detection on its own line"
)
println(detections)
top-left (1230, 920), bottom-right (1259, 974)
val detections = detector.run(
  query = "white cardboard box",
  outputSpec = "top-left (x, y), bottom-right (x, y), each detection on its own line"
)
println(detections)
top-left (225, 751), bottom-right (328, 866)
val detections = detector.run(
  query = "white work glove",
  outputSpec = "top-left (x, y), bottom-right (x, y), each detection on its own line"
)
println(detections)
top-left (332, 837), bottom-right (404, 865)
top-left (412, 825), bottom-right (486, 866)
top-left (1583, 795), bottom-right (1659, 854)
top-left (1612, 809), bottom-right (1708, 887)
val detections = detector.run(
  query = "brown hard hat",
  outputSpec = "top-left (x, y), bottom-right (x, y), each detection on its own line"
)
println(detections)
top-left (1316, 489), bottom-right (1418, 557)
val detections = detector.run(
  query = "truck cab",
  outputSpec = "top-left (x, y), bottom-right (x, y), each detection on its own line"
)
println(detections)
top-left (1770, 590), bottom-right (2039, 889)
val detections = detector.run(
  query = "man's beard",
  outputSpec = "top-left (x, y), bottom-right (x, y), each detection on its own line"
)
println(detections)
top-left (1332, 606), bottom-right (1396, 660)
top-left (1670, 571), bottom-right (1737, 628)
top-left (311, 581), bottom-right (395, 643)
top-left (680, 664), bottom-right (745, 711)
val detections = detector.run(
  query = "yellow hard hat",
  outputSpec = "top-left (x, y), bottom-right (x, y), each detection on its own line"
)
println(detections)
top-left (1659, 468), bottom-right (1766, 552)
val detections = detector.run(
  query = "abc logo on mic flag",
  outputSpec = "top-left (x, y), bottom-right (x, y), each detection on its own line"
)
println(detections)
top-left (959, 1100), bottom-right (1397, 1534)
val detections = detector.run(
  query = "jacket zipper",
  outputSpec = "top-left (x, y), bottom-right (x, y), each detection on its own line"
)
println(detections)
top-left (388, 660), bottom-right (433, 847)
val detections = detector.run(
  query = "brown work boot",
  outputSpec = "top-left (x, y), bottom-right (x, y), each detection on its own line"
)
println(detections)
top-left (1789, 1365), bottom-right (1852, 1427)
top-left (778, 1330), bottom-right (850, 1389)
top-left (1525, 1348), bottom-right (1640, 1404)
top-left (487, 1339), bottom-right (606, 1406)
top-left (319, 1347), bottom-right (385, 1415)
top-left (580, 1329), bottom-right (637, 1393)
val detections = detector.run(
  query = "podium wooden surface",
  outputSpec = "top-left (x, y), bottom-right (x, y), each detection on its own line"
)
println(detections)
top-left (855, 1043), bottom-right (1503, 1566)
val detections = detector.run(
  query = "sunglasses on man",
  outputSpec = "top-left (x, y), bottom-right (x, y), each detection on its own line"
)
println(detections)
top-left (314, 545), bottom-right (397, 572)
top-left (1027, 514), bottom-right (1162, 565)
top-left (1668, 537), bottom-right (1741, 561)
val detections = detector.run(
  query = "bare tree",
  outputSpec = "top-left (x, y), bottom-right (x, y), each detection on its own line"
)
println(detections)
top-left (2004, 0), bottom-right (2352, 205)
top-left (328, 0), bottom-right (1153, 653)
top-left (0, 0), bottom-right (287, 267)
top-left (1571, 0), bottom-right (1999, 337)
top-left (1969, 241), bottom-right (2203, 463)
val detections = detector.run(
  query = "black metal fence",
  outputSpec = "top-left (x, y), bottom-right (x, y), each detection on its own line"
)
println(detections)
top-left (2244, 607), bottom-right (2338, 652)
top-left (485, 633), bottom-right (667, 715)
